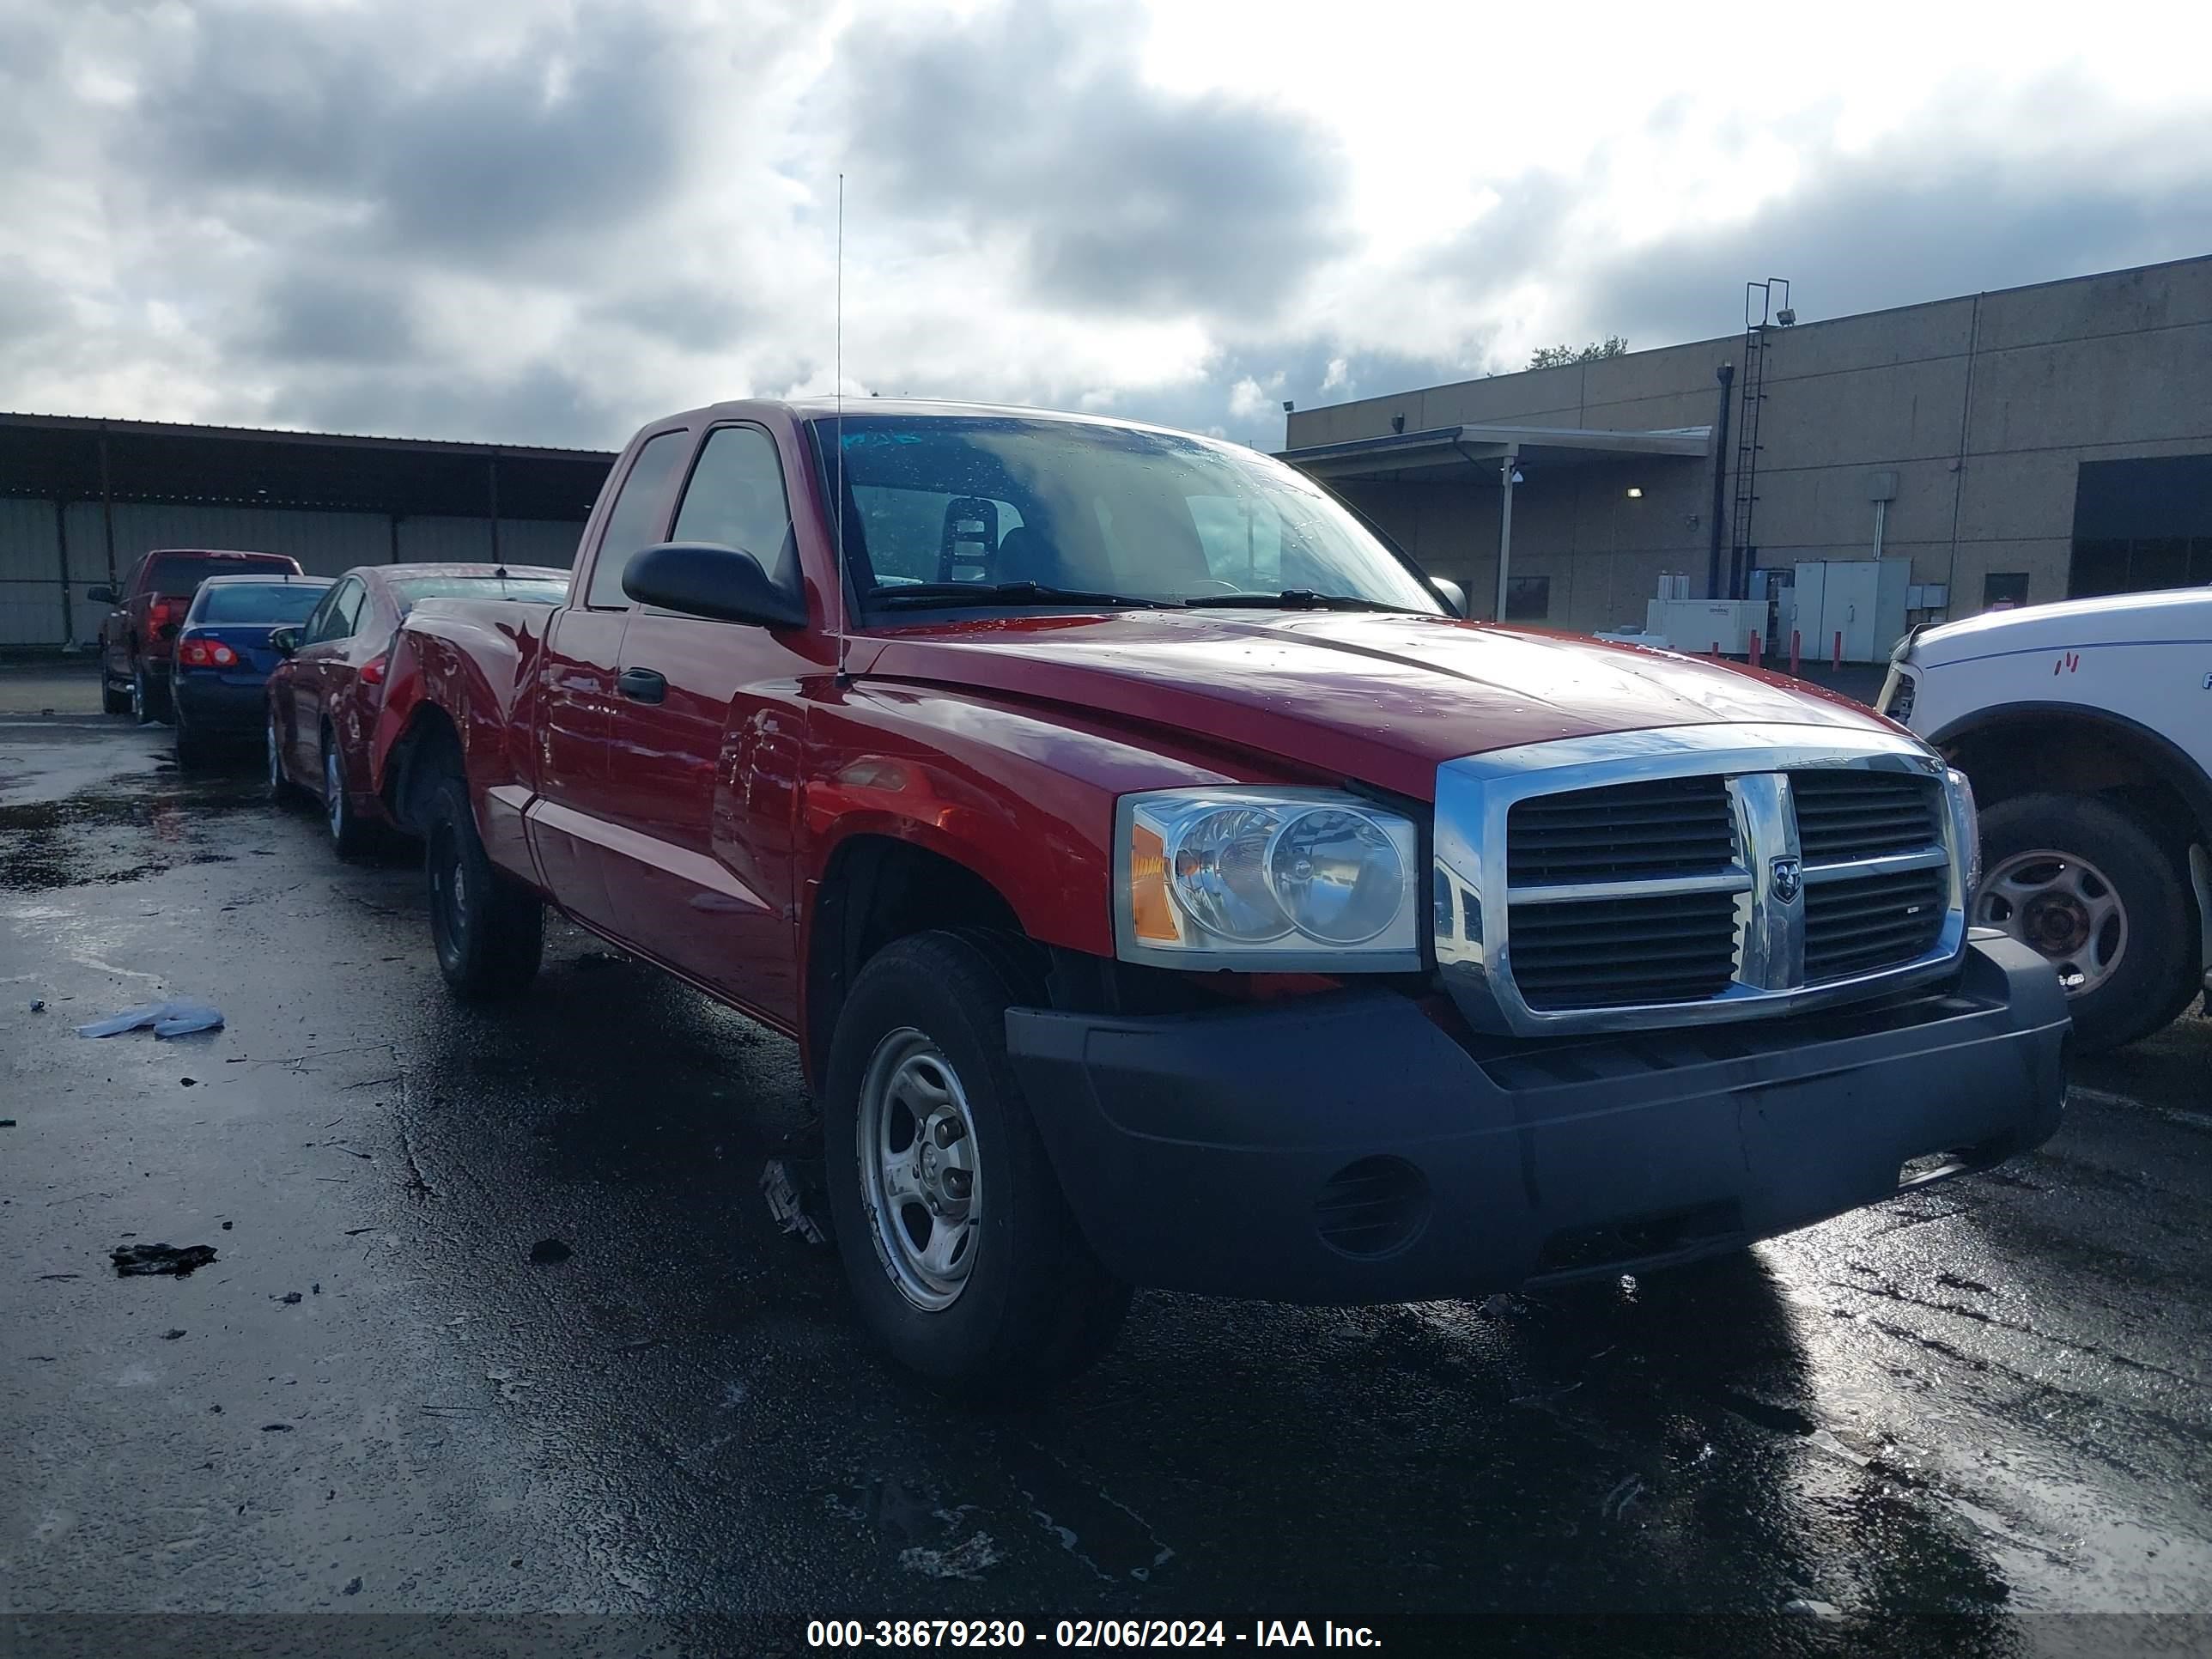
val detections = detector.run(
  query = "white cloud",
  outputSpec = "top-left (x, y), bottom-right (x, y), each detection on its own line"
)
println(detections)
top-left (0, 0), bottom-right (2206, 451)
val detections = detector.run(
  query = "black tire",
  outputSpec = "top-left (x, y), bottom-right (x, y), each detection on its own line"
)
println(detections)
top-left (823, 930), bottom-right (1130, 1399)
top-left (130, 660), bottom-right (158, 725)
top-left (173, 715), bottom-right (212, 771)
top-left (422, 775), bottom-right (543, 1000)
top-left (266, 709), bottom-right (307, 806)
top-left (100, 672), bottom-right (131, 716)
top-left (321, 726), bottom-right (380, 860)
top-left (1974, 792), bottom-right (2194, 1053)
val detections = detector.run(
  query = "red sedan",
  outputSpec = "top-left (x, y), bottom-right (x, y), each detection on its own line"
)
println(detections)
top-left (267, 562), bottom-right (569, 855)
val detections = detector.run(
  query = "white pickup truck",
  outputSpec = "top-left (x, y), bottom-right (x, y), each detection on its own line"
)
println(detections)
top-left (1881, 587), bottom-right (2212, 1051)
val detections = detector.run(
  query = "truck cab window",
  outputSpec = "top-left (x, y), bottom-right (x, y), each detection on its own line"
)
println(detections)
top-left (587, 430), bottom-right (688, 608)
top-left (671, 426), bottom-right (799, 597)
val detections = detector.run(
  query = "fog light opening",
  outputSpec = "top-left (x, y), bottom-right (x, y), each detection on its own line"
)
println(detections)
top-left (1314, 1156), bottom-right (1431, 1260)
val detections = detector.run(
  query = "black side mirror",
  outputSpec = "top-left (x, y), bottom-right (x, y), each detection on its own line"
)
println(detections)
top-left (87, 585), bottom-right (117, 605)
top-left (623, 542), bottom-right (806, 629)
top-left (269, 627), bottom-right (301, 658)
top-left (1431, 576), bottom-right (1467, 618)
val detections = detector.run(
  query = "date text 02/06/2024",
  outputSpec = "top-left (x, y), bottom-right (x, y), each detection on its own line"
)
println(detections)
top-left (805, 1619), bottom-right (1384, 1649)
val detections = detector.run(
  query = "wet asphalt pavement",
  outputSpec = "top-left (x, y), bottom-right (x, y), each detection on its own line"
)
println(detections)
top-left (3, 689), bottom-right (2210, 1652)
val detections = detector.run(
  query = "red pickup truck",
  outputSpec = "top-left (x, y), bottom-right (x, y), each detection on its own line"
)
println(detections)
top-left (91, 547), bottom-right (303, 721)
top-left (366, 399), bottom-right (2069, 1395)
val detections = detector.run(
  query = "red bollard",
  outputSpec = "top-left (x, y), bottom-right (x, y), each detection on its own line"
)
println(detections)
top-left (1748, 629), bottom-right (1762, 668)
top-left (1710, 640), bottom-right (1721, 659)
top-left (1790, 629), bottom-right (1801, 676)
top-left (1832, 630), bottom-right (1844, 672)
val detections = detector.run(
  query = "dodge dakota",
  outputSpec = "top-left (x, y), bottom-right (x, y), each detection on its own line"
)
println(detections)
top-left (366, 399), bottom-right (2069, 1395)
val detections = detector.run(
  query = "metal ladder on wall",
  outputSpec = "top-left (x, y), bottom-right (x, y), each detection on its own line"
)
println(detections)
top-left (1729, 277), bottom-right (1789, 600)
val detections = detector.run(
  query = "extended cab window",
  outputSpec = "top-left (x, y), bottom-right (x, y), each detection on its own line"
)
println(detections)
top-left (671, 426), bottom-right (799, 597)
top-left (587, 430), bottom-right (687, 608)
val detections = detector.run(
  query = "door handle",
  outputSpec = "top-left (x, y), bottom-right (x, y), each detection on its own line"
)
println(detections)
top-left (617, 666), bottom-right (667, 704)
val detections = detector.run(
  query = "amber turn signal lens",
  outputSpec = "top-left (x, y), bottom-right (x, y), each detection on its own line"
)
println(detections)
top-left (1128, 821), bottom-right (1180, 943)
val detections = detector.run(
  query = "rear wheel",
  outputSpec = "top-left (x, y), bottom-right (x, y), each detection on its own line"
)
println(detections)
top-left (1972, 792), bottom-right (2195, 1053)
top-left (174, 714), bottom-right (212, 771)
top-left (422, 775), bottom-right (542, 1000)
top-left (823, 931), bottom-right (1129, 1398)
top-left (130, 661), bottom-right (156, 725)
top-left (322, 727), bottom-right (379, 860)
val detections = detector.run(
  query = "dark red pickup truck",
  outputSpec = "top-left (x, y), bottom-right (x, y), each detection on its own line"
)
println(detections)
top-left (92, 547), bottom-right (302, 721)
top-left (366, 399), bottom-right (2068, 1395)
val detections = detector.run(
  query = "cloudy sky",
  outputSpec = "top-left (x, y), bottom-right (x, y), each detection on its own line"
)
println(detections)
top-left (3, 0), bottom-right (2209, 453)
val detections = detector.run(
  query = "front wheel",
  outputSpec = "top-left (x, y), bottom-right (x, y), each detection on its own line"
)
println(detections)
top-left (100, 669), bottom-right (130, 716)
top-left (422, 775), bottom-right (542, 1000)
top-left (1972, 792), bottom-right (2197, 1053)
top-left (267, 712), bottom-right (306, 805)
top-left (130, 662), bottom-right (157, 725)
top-left (823, 931), bottom-right (1130, 1398)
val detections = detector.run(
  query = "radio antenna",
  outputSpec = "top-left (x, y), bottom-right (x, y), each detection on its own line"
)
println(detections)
top-left (833, 173), bottom-right (849, 679)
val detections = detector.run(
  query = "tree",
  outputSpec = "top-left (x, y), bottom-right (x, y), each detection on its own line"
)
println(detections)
top-left (1528, 336), bottom-right (1628, 370)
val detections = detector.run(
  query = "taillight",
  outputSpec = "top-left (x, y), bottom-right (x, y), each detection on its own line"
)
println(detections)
top-left (360, 653), bottom-right (390, 687)
top-left (148, 601), bottom-right (172, 625)
top-left (179, 638), bottom-right (239, 668)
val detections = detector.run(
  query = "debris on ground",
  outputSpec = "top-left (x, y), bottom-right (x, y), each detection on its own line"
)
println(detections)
top-left (898, 1532), bottom-right (1001, 1581)
top-left (278, 1291), bottom-right (302, 1304)
top-left (29, 999), bottom-right (45, 1012)
top-left (761, 1156), bottom-right (830, 1247)
top-left (221, 1220), bottom-right (233, 1231)
top-left (527, 1237), bottom-right (573, 1267)
top-left (76, 1000), bottom-right (225, 1039)
top-left (1784, 1599), bottom-right (1845, 1623)
top-left (111, 1243), bottom-right (218, 1277)
top-left (180, 1078), bottom-right (198, 1087)
top-left (162, 1329), bottom-right (186, 1340)
top-left (0, 1119), bottom-right (15, 1128)
top-left (574, 951), bottom-right (629, 971)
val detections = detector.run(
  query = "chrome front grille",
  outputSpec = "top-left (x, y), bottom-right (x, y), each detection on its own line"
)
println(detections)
top-left (1433, 725), bottom-right (1968, 1037)
top-left (1506, 775), bottom-right (1735, 884)
top-left (1791, 769), bottom-right (1944, 860)
top-left (1511, 890), bottom-right (1741, 1010)
top-left (1803, 866), bottom-right (1948, 983)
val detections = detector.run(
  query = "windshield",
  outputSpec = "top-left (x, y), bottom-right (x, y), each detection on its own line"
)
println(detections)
top-left (812, 415), bottom-right (1443, 615)
top-left (393, 574), bottom-right (570, 610)
top-left (147, 553), bottom-right (294, 591)
top-left (189, 581), bottom-right (331, 624)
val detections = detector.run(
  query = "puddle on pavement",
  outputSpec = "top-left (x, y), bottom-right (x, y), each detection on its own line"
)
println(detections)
top-left (0, 776), bottom-right (264, 892)
top-left (991, 1434), bottom-right (1175, 1583)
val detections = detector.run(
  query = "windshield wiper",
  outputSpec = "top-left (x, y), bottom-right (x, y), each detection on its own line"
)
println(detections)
top-left (871, 581), bottom-right (1164, 610)
top-left (1182, 590), bottom-right (1423, 613)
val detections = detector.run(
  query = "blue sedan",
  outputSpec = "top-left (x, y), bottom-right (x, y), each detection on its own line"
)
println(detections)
top-left (170, 574), bottom-right (333, 768)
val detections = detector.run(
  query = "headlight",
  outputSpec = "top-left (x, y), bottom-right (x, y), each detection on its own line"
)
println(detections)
top-left (1116, 788), bottom-right (1423, 969)
top-left (1944, 767), bottom-right (1981, 895)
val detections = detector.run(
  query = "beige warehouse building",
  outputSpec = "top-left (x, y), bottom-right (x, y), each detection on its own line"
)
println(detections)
top-left (1281, 253), bottom-right (2212, 656)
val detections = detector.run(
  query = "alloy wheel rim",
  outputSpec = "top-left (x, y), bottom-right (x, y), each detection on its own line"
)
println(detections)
top-left (856, 1028), bottom-right (981, 1313)
top-left (325, 745), bottom-right (344, 836)
top-left (1972, 848), bottom-right (2128, 997)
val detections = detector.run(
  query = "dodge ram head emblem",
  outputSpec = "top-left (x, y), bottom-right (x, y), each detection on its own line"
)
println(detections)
top-left (1770, 856), bottom-right (1803, 903)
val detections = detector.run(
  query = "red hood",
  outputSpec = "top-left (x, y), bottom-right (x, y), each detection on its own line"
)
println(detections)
top-left (851, 611), bottom-right (1890, 799)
